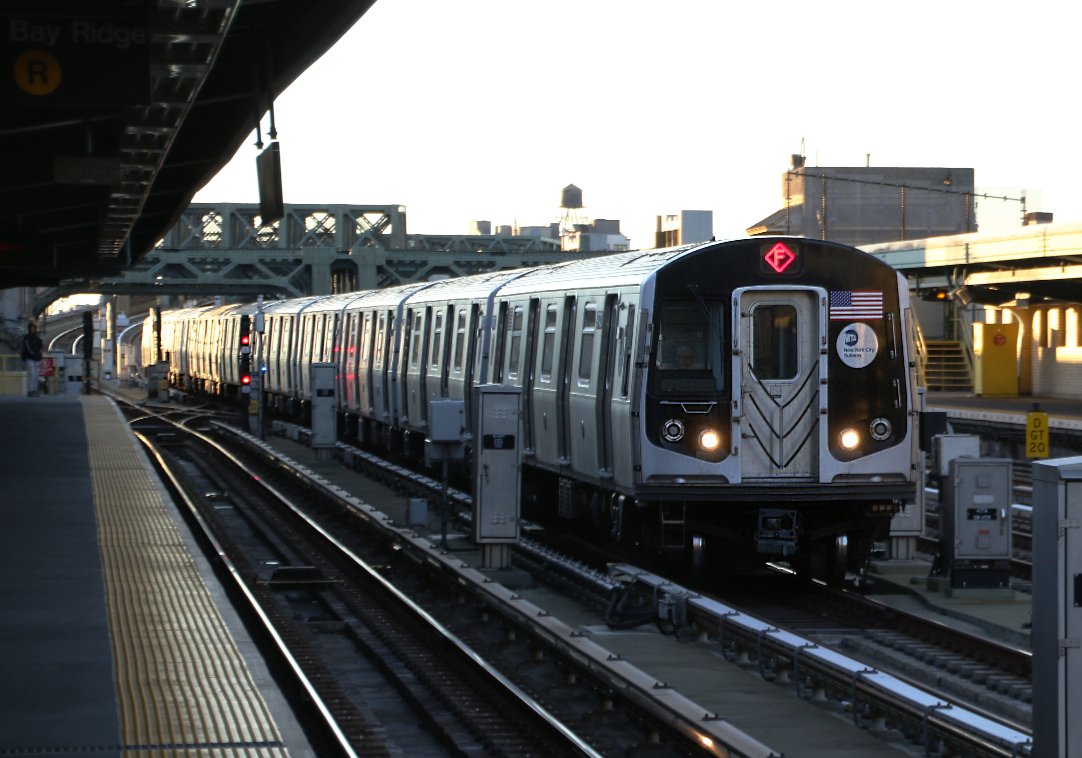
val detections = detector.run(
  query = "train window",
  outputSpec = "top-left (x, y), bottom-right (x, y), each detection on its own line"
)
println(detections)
top-left (411, 313), bottom-right (423, 366)
top-left (621, 304), bottom-right (635, 398)
top-left (578, 303), bottom-right (597, 382)
top-left (540, 304), bottom-right (557, 380)
top-left (751, 304), bottom-right (798, 380)
top-left (453, 309), bottom-right (467, 371)
top-left (653, 302), bottom-right (723, 393)
top-left (361, 314), bottom-right (372, 363)
top-left (508, 306), bottom-right (523, 377)
top-left (375, 314), bottom-right (386, 367)
top-left (430, 311), bottom-right (443, 367)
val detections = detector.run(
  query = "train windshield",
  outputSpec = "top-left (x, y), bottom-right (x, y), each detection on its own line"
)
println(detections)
top-left (652, 301), bottom-right (724, 393)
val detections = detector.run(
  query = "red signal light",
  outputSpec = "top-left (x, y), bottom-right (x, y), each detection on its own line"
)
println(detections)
top-left (763, 242), bottom-right (797, 274)
top-left (241, 374), bottom-right (252, 385)
top-left (240, 334), bottom-right (251, 346)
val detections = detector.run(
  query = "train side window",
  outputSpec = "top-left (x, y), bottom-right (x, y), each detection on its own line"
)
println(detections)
top-left (493, 302), bottom-right (508, 383)
top-left (540, 304), bottom-right (557, 381)
top-left (329, 314), bottom-right (340, 360)
top-left (508, 305), bottom-right (523, 378)
top-left (472, 309), bottom-right (486, 380)
top-left (360, 313), bottom-right (372, 363)
top-left (751, 304), bottom-right (798, 380)
top-left (375, 314), bottom-right (386, 367)
top-left (578, 303), bottom-right (596, 383)
top-left (410, 312), bottom-right (423, 367)
top-left (453, 308), bottom-right (467, 371)
top-left (430, 310), bottom-right (443, 368)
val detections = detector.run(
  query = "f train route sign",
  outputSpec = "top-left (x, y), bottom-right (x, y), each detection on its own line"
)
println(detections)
top-left (2, 15), bottom-right (150, 105)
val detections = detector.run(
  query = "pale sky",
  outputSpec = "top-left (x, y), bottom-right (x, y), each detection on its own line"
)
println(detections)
top-left (195, 0), bottom-right (1080, 249)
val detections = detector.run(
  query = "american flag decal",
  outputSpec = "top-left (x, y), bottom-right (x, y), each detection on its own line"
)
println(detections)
top-left (829, 290), bottom-right (883, 320)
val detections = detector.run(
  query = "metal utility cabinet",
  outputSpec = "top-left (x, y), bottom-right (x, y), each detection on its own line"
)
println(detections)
top-left (471, 385), bottom-right (522, 568)
top-left (1032, 457), bottom-right (1082, 758)
top-left (309, 363), bottom-right (336, 458)
top-left (942, 457), bottom-right (1012, 589)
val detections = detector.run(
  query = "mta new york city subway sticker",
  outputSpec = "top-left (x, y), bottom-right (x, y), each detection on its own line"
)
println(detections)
top-left (836, 323), bottom-right (878, 368)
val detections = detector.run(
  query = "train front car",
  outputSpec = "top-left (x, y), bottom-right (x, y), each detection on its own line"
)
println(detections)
top-left (638, 237), bottom-right (917, 584)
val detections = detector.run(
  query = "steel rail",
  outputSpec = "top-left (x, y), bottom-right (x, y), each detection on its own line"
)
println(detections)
top-left (133, 430), bottom-right (360, 758)
top-left (611, 564), bottom-right (1033, 758)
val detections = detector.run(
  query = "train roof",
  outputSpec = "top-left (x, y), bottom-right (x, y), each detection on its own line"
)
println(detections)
top-left (394, 244), bottom-right (701, 307)
top-left (497, 244), bottom-right (698, 296)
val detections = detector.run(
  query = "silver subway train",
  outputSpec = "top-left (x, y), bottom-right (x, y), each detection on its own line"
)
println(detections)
top-left (145, 238), bottom-right (919, 583)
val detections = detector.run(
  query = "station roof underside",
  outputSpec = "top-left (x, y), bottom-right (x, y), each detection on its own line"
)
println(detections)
top-left (863, 223), bottom-right (1082, 306)
top-left (0, 0), bottom-right (375, 290)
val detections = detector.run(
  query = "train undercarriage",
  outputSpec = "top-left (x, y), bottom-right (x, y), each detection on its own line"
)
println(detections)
top-left (521, 465), bottom-right (897, 587)
top-left (179, 390), bottom-right (897, 587)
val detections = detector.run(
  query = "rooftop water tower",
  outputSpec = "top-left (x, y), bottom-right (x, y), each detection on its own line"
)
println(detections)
top-left (559, 184), bottom-right (587, 236)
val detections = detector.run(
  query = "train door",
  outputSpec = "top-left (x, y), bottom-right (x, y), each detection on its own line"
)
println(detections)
top-left (609, 301), bottom-right (638, 488)
top-left (522, 299), bottom-right (540, 454)
top-left (462, 304), bottom-right (480, 429)
top-left (373, 312), bottom-right (388, 420)
top-left (596, 294), bottom-right (619, 477)
top-left (345, 312), bottom-right (360, 411)
top-left (556, 296), bottom-right (576, 465)
top-left (532, 301), bottom-right (559, 463)
top-left (438, 305), bottom-right (453, 398)
top-left (569, 300), bottom-right (600, 476)
top-left (360, 312), bottom-right (375, 414)
top-left (418, 306), bottom-right (432, 426)
top-left (398, 309), bottom-right (414, 424)
top-left (734, 288), bottom-right (823, 480)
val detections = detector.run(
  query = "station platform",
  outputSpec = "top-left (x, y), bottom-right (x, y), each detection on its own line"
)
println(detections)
top-left (926, 390), bottom-right (1082, 429)
top-left (0, 393), bottom-right (310, 758)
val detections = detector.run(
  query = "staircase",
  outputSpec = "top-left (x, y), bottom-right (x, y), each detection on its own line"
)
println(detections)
top-left (921, 339), bottom-right (973, 392)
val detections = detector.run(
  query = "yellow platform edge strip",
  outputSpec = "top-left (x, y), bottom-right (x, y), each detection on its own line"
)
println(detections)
top-left (82, 396), bottom-right (288, 758)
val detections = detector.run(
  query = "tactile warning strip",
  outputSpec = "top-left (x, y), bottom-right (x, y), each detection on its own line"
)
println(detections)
top-left (82, 397), bottom-right (289, 758)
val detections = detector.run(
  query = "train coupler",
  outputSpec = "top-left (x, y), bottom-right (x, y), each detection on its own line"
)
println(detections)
top-left (756, 507), bottom-right (798, 556)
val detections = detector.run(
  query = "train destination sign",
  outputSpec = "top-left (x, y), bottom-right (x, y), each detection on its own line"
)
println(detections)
top-left (2, 15), bottom-right (150, 105)
top-left (758, 241), bottom-right (803, 276)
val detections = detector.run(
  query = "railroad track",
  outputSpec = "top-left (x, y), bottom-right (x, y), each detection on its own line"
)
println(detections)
top-left (119, 398), bottom-right (776, 757)
top-left (257, 416), bottom-right (1034, 757)
top-left (107, 388), bottom-right (1034, 756)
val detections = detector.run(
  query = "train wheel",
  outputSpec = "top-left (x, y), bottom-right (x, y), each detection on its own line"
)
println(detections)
top-left (794, 534), bottom-right (849, 587)
top-left (825, 534), bottom-right (849, 587)
top-left (691, 534), bottom-right (707, 573)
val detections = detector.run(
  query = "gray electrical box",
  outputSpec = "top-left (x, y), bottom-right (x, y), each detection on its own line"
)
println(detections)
top-left (429, 398), bottom-right (464, 442)
top-left (934, 433), bottom-right (981, 477)
top-left (943, 457), bottom-right (1012, 589)
top-left (426, 398), bottom-right (466, 464)
top-left (310, 363), bottom-right (336, 451)
top-left (472, 385), bottom-right (521, 544)
top-left (1032, 456), bottom-right (1082, 758)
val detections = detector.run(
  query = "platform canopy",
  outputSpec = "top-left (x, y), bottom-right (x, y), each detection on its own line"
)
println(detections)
top-left (0, 0), bottom-right (376, 289)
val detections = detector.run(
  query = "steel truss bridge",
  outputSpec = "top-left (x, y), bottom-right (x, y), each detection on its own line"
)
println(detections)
top-left (35, 203), bottom-right (586, 311)
top-left (35, 204), bottom-right (1082, 313)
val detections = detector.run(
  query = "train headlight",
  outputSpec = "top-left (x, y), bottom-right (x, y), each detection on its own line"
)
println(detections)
top-left (839, 428), bottom-right (861, 451)
top-left (869, 417), bottom-right (892, 441)
top-left (699, 429), bottom-right (721, 452)
top-left (662, 419), bottom-right (685, 443)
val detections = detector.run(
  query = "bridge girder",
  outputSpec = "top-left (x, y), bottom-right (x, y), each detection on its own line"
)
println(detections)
top-left (34, 203), bottom-right (594, 311)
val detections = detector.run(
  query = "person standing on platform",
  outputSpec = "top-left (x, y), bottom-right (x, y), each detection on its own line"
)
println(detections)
top-left (21, 321), bottom-right (43, 397)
